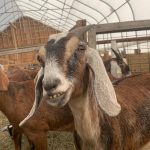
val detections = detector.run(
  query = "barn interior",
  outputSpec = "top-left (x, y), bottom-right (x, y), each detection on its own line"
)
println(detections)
top-left (0, 0), bottom-right (150, 149)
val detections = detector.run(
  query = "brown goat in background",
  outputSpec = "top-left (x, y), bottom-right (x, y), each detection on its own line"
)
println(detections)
top-left (0, 68), bottom-right (73, 150)
top-left (22, 26), bottom-right (150, 150)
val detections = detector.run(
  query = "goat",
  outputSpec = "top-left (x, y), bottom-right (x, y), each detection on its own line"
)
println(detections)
top-left (20, 26), bottom-right (150, 150)
top-left (0, 68), bottom-right (73, 150)
top-left (104, 48), bottom-right (131, 79)
top-left (0, 52), bottom-right (129, 150)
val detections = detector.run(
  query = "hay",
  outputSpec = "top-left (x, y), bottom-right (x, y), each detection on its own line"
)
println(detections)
top-left (0, 112), bottom-right (75, 150)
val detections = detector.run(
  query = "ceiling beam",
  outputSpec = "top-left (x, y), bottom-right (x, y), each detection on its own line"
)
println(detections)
top-left (96, 20), bottom-right (150, 34)
top-left (97, 36), bottom-right (150, 44)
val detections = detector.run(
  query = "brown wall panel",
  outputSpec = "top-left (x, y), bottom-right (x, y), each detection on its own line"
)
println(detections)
top-left (0, 16), bottom-right (59, 50)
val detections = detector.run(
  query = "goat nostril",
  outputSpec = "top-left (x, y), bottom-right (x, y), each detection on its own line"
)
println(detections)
top-left (44, 79), bottom-right (60, 91)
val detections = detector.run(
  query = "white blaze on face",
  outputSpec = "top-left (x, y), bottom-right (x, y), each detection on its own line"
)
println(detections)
top-left (43, 57), bottom-right (71, 95)
top-left (110, 60), bottom-right (122, 79)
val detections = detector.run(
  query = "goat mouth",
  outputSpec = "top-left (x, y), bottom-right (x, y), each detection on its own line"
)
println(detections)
top-left (46, 91), bottom-right (67, 106)
top-left (46, 86), bottom-right (74, 107)
top-left (48, 92), bottom-right (65, 100)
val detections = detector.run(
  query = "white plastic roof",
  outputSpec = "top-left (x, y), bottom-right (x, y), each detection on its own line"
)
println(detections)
top-left (0, 0), bottom-right (150, 32)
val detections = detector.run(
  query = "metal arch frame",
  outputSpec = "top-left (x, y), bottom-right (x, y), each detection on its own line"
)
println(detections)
top-left (97, 0), bottom-right (122, 47)
top-left (27, 12), bottom-right (70, 30)
top-left (125, 0), bottom-right (135, 20)
top-left (0, 12), bottom-right (22, 25)
top-left (23, 6), bottom-right (73, 28)
top-left (97, 0), bottom-right (134, 48)
top-left (39, 0), bottom-right (52, 22)
top-left (13, 0), bottom-right (24, 18)
top-left (0, 8), bottom-right (69, 32)
top-left (26, 0), bottom-right (81, 26)
top-left (0, 0), bottom-right (89, 30)
top-left (0, 13), bottom-right (68, 33)
top-left (58, 0), bottom-right (67, 30)
top-left (39, 0), bottom-right (48, 10)
top-left (98, 0), bottom-right (133, 24)
top-left (98, 0), bottom-right (121, 22)
top-left (12, 4), bottom-right (72, 23)
top-left (0, 1), bottom-right (70, 13)
top-left (24, 11), bottom-right (68, 27)
top-left (39, 0), bottom-right (91, 24)
top-left (15, 0), bottom-right (77, 26)
top-left (14, 0), bottom-right (93, 28)
top-left (0, 14), bottom-right (22, 31)
top-left (125, 0), bottom-right (138, 49)
top-left (24, 11), bottom-right (72, 29)
top-left (15, 0), bottom-right (75, 28)
top-left (62, 0), bottom-right (76, 28)
top-left (0, 0), bottom-right (140, 32)
top-left (75, 0), bottom-right (108, 23)
top-left (56, 0), bottom-right (99, 23)
top-left (75, 0), bottom-right (111, 45)
top-left (0, 0), bottom-right (17, 11)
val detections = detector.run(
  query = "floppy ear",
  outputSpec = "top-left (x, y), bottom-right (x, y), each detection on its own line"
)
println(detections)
top-left (86, 48), bottom-right (121, 116)
top-left (19, 68), bottom-right (44, 126)
top-left (0, 69), bottom-right (9, 91)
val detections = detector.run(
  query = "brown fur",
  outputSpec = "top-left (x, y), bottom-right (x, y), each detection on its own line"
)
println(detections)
top-left (0, 56), bottom-right (121, 150)
top-left (0, 68), bottom-right (74, 150)
top-left (8, 68), bottom-right (38, 82)
top-left (0, 54), bottom-right (130, 150)
top-left (73, 73), bottom-right (150, 150)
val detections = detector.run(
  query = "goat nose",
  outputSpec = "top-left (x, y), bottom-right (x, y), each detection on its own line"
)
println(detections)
top-left (43, 78), bottom-right (60, 91)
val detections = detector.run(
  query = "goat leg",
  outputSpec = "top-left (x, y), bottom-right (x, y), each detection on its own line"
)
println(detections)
top-left (74, 130), bottom-right (82, 150)
top-left (12, 129), bottom-right (22, 150)
top-left (29, 133), bottom-right (48, 150)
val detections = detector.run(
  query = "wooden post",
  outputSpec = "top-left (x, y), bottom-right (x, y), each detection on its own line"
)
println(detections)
top-left (10, 23), bottom-right (19, 64)
top-left (23, 18), bottom-right (31, 45)
top-left (76, 20), bottom-right (87, 42)
top-left (88, 26), bottom-right (96, 49)
top-left (10, 23), bottom-right (17, 49)
top-left (111, 40), bottom-right (117, 50)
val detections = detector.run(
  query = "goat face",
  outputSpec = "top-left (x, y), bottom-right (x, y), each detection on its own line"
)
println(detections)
top-left (36, 31), bottom-right (120, 112)
top-left (39, 33), bottom-right (87, 107)
top-left (19, 26), bottom-right (121, 127)
top-left (104, 49), bottom-right (131, 79)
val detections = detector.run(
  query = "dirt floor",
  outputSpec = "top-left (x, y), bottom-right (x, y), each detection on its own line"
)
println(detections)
top-left (0, 111), bottom-right (150, 150)
top-left (0, 112), bottom-right (76, 150)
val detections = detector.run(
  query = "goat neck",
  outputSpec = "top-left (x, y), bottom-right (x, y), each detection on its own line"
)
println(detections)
top-left (68, 69), bottom-right (102, 150)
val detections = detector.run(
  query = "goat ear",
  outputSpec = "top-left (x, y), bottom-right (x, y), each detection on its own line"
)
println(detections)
top-left (86, 48), bottom-right (121, 116)
top-left (0, 69), bottom-right (9, 91)
top-left (19, 68), bottom-right (43, 126)
top-left (111, 48), bottom-right (122, 61)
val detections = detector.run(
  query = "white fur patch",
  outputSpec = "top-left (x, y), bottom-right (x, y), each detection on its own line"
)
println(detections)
top-left (48, 32), bottom-right (68, 43)
top-left (110, 60), bottom-right (122, 79)
top-left (43, 57), bottom-right (70, 94)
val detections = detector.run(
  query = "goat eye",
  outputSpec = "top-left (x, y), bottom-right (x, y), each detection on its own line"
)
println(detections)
top-left (78, 42), bottom-right (87, 51)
